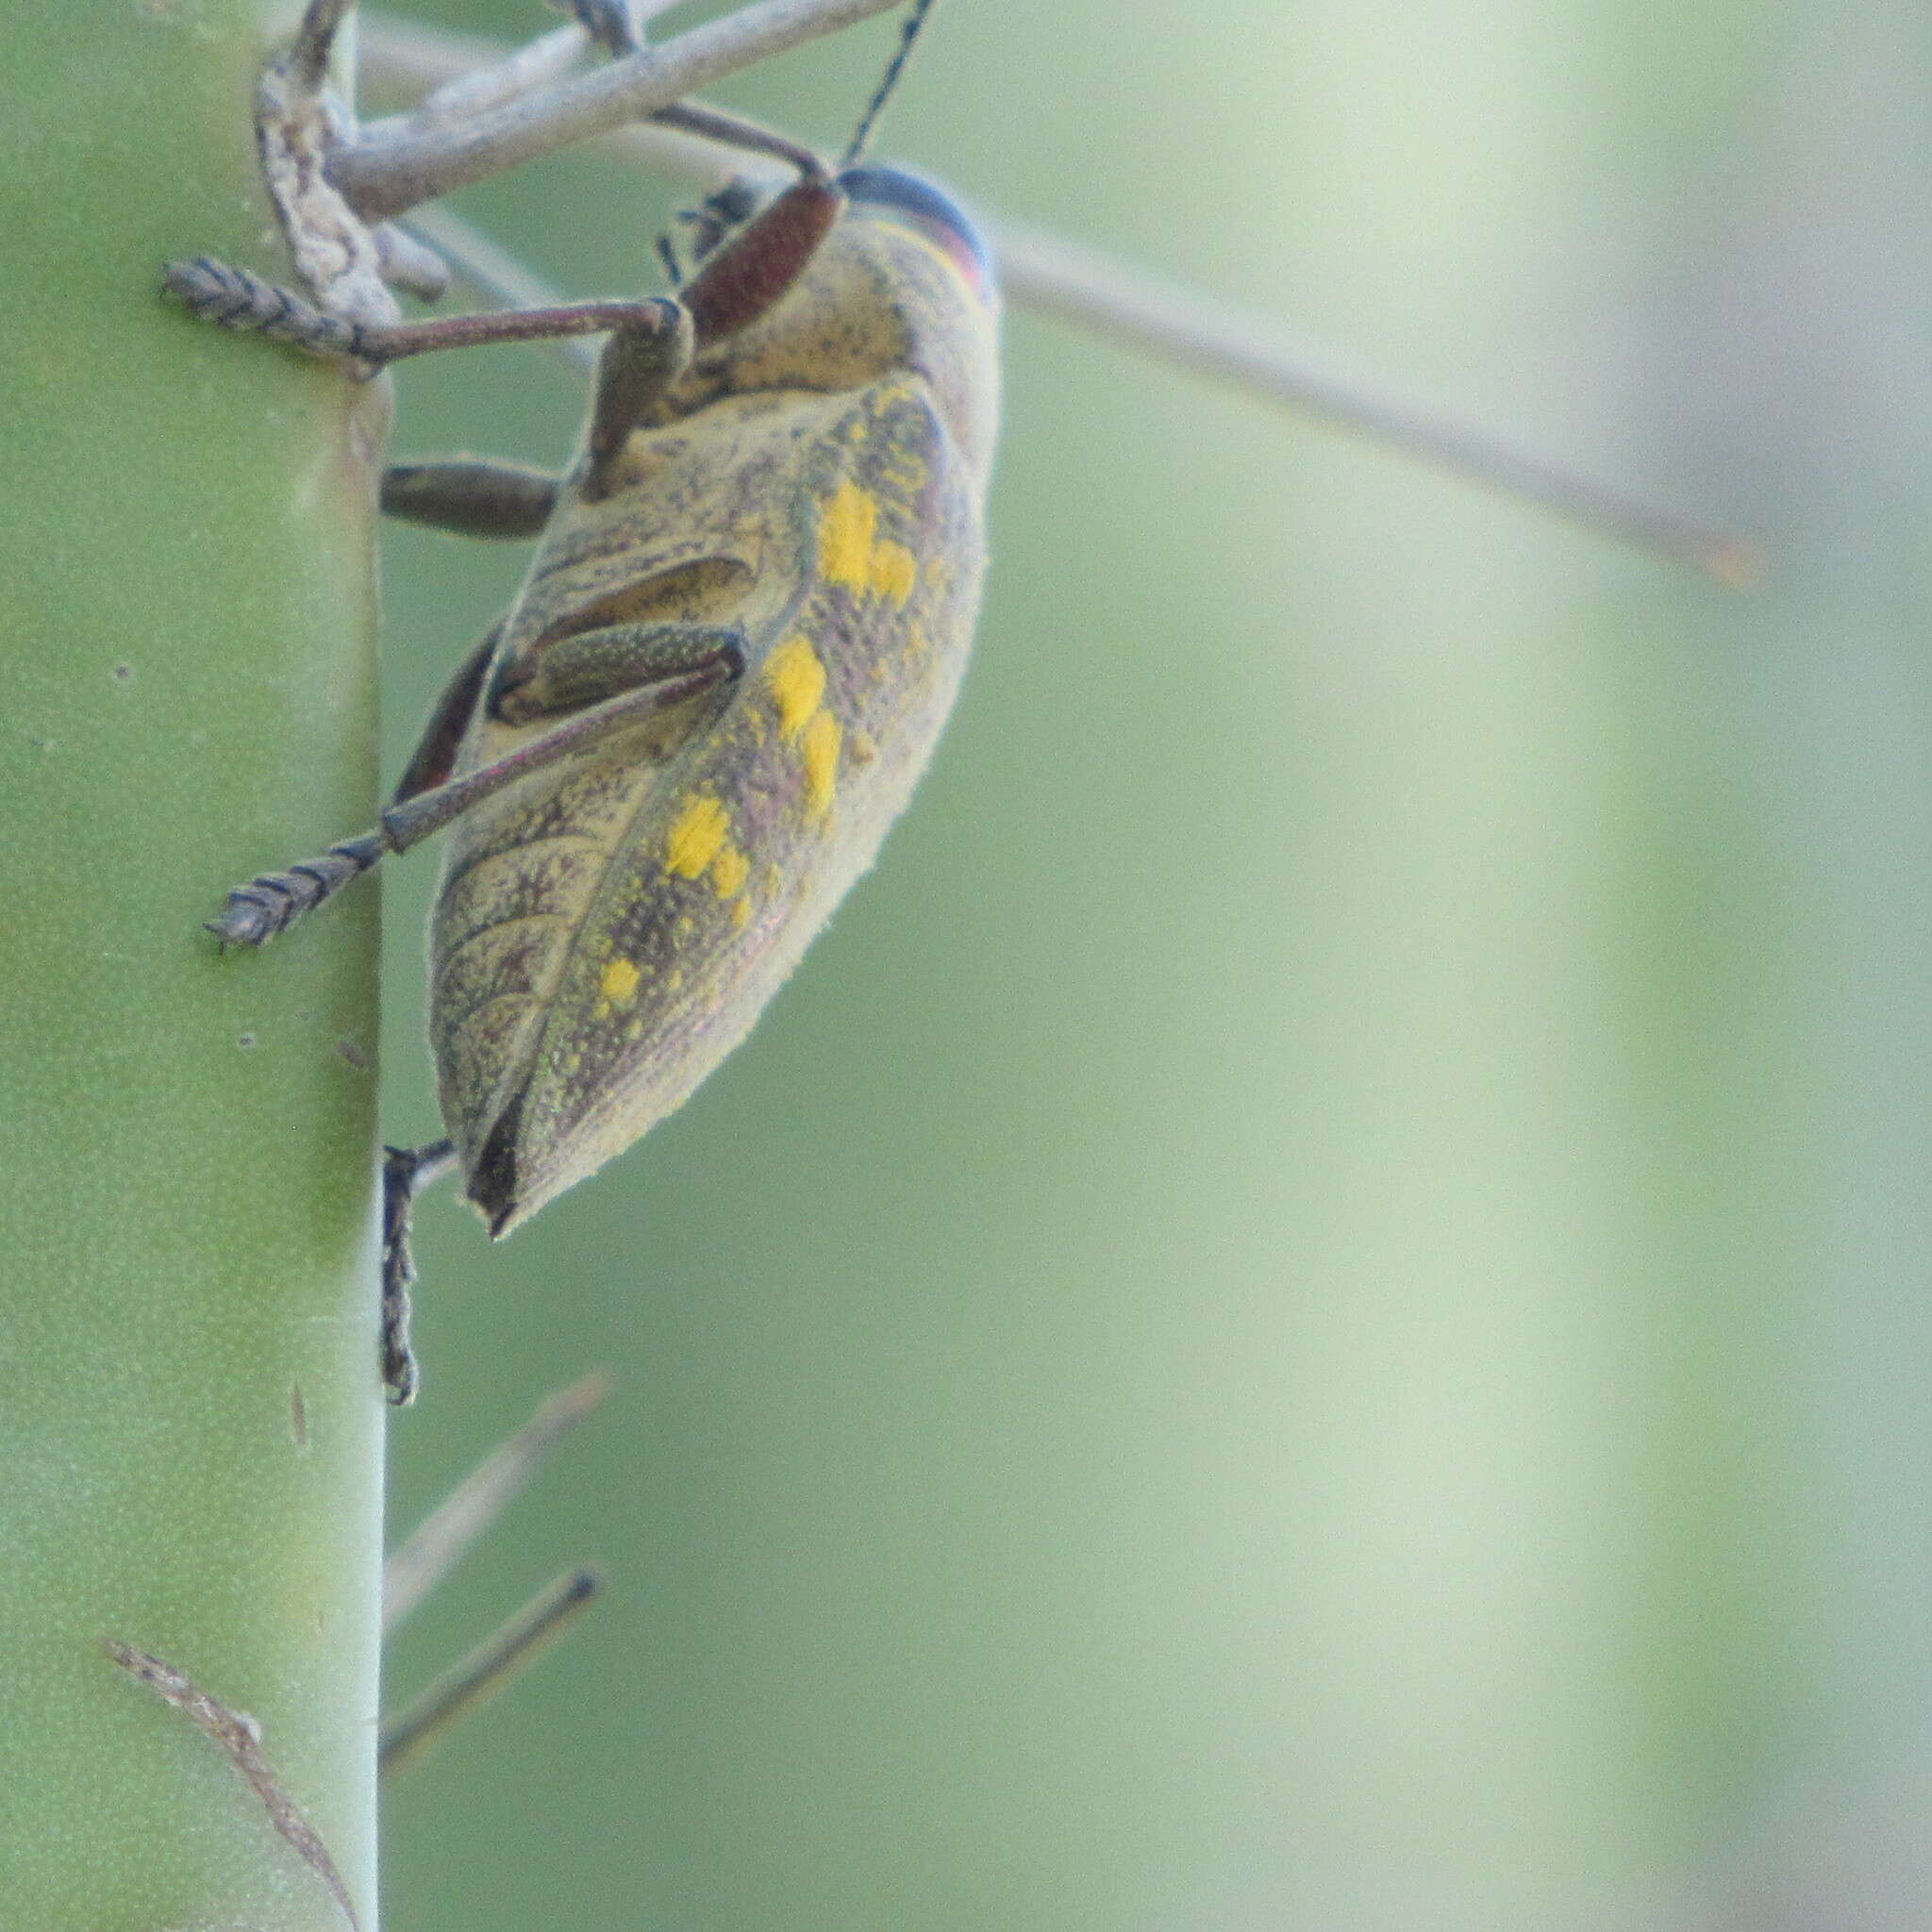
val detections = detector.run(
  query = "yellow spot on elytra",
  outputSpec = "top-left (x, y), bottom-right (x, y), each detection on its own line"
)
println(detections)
top-left (802, 709), bottom-right (841, 821)
top-left (731, 896), bottom-right (752, 930)
top-left (849, 728), bottom-right (879, 766)
top-left (667, 968), bottom-right (685, 992)
top-left (665, 795), bottom-right (729, 878)
top-left (600, 958), bottom-right (641, 1006)
top-left (765, 635), bottom-right (825, 742)
top-left (711, 841), bottom-right (749, 900)
top-left (820, 482), bottom-right (917, 607)
top-left (761, 862), bottom-right (784, 896)
top-left (870, 540), bottom-right (917, 606)
top-left (819, 482), bottom-right (878, 591)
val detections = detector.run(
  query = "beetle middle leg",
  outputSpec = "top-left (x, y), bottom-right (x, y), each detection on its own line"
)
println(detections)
top-left (341, 292), bottom-right (694, 532)
top-left (380, 460), bottom-right (561, 540)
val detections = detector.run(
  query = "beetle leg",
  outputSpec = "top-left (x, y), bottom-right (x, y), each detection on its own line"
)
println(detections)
top-left (164, 257), bottom-right (683, 373)
top-left (493, 621), bottom-right (749, 722)
top-left (380, 1140), bottom-right (460, 1407)
top-left (675, 173), bottom-right (843, 349)
top-left (393, 630), bottom-right (503, 802)
top-left (208, 641), bottom-right (742, 946)
top-left (583, 303), bottom-right (696, 494)
top-left (382, 459), bottom-right (561, 540)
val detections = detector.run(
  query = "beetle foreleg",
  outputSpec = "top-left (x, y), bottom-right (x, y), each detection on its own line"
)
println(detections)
top-left (584, 303), bottom-right (696, 493)
top-left (353, 293), bottom-right (688, 367)
top-left (208, 645), bottom-right (741, 945)
top-left (382, 460), bottom-right (562, 539)
top-left (164, 255), bottom-right (684, 374)
top-left (381, 1139), bottom-right (460, 1406)
top-left (162, 257), bottom-right (368, 359)
top-left (676, 175), bottom-right (842, 348)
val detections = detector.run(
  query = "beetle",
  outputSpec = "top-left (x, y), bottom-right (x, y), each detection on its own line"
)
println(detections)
top-left (167, 0), bottom-right (994, 1400)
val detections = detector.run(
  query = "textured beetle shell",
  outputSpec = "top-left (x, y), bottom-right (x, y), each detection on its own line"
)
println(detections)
top-left (427, 210), bottom-right (999, 1234)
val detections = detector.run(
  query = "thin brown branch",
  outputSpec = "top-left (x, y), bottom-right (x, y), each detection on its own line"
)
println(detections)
top-left (383, 1370), bottom-right (612, 1632)
top-left (335, 0), bottom-right (906, 222)
top-left (358, 16), bottom-right (1754, 580)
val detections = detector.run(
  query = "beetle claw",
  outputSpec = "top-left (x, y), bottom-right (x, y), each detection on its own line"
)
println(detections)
top-left (208, 886), bottom-right (291, 947)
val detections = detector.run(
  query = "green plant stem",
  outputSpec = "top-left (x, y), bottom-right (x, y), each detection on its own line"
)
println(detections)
top-left (0, 5), bottom-right (385, 1925)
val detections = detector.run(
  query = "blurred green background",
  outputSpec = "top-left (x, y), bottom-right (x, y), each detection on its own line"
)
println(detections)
top-left (372, 2), bottom-right (1932, 1926)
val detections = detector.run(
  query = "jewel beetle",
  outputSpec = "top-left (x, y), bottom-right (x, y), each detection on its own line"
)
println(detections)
top-left (167, 0), bottom-right (994, 1399)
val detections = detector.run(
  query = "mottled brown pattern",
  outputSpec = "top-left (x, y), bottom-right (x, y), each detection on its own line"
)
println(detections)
top-left (424, 202), bottom-right (1000, 1231)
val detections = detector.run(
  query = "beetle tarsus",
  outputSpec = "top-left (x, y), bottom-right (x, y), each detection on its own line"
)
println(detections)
top-left (206, 884), bottom-right (293, 947)
top-left (161, 256), bottom-right (369, 360)
top-left (208, 833), bottom-right (388, 946)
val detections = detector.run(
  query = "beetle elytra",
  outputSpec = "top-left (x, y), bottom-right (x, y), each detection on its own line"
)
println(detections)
top-left (167, 0), bottom-right (994, 1400)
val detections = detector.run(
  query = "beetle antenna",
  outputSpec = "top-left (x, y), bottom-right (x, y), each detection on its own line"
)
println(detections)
top-left (840, 0), bottom-right (943, 169)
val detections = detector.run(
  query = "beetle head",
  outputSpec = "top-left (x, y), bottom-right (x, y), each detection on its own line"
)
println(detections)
top-left (681, 162), bottom-right (1000, 485)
